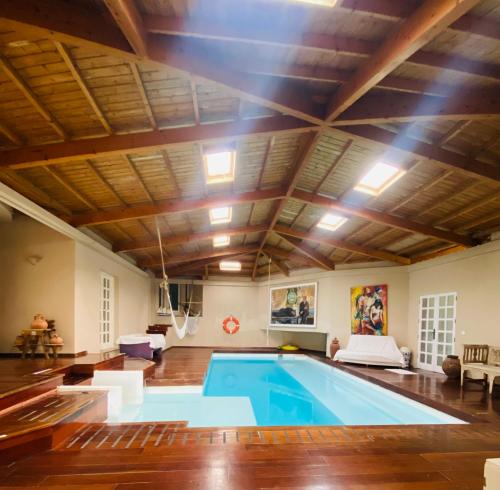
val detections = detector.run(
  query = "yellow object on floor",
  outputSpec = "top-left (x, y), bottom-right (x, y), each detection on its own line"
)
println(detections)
top-left (279, 344), bottom-right (299, 351)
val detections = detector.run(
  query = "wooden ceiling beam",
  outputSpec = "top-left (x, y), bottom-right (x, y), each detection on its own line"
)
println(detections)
top-left (0, 116), bottom-right (316, 169)
top-left (261, 252), bottom-right (290, 277)
top-left (252, 131), bottom-right (321, 279)
top-left (85, 160), bottom-right (125, 206)
top-left (325, 0), bottom-right (480, 122)
top-left (411, 244), bottom-right (467, 264)
top-left (0, 122), bottom-right (22, 147)
top-left (144, 8), bottom-right (496, 80)
top-left (0, 56), bottom-right (67, 140)
top-left (70, 187), bottom-right (284, 227)
top-left (129, 63), bottom-right (157, 129)
top-left (54, 41), bottom-right (112, 135)
top-left (291, 189), bottom-right (475, 247)
top-left (262, 245), bottom-right (316, 267)
top-left (103, 0), bottom-right (147, 56)
top-left (274, 224), bottom-right (410, 265)
top-left (334, 125), bottom-right (500, 184)
top-left (334, 90), bottom-right (500, 125)
top-left (115, 223), bottom-right (268, 252)
top-left (122, 155), bottom-right (154, 203)
top-left (276, 234), bottom-right (335, 271)
top-left (141, 245), bottom-right (259, 268)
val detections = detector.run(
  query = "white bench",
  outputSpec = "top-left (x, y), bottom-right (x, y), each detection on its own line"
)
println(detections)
top-left (334, 335), bottom-right (405, 367)
top-left (461, 363), bottom-right (500, 395)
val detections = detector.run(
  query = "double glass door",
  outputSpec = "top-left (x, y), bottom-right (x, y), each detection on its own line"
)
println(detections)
top-left (418, 293), bottom-right (457, 372)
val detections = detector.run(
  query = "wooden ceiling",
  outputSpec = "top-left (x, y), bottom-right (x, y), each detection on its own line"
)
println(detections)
top-left (0, 0), bottom-right (499, 278)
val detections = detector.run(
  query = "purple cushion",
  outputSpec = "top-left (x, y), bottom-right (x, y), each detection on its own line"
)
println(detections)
top-left (119, 342), bottom-right (153, 360)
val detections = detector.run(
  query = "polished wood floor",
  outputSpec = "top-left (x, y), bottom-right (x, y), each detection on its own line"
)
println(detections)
top-left (1, 347), bottom-right (500, 489)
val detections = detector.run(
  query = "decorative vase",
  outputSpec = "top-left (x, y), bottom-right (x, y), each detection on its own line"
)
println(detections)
top-left (50, 334), bottom-right (64, 345)
top-left (400, 347), bottom-right (411, 368)
top-left (330, 337), bottom-right (340, 359)
top-left (31, 314), bottom-right (48, 329)
top-left (442, 355), bottom-right (461, 378)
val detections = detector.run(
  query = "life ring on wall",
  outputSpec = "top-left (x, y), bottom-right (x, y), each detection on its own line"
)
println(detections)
top-left (222, 315), bottom-right (240, 334)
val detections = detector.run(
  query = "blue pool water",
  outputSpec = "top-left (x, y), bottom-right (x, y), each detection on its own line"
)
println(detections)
top-left (114, 354), bottom-right (465, 427)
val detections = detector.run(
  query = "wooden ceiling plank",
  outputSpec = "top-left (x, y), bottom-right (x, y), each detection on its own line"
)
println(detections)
top-left (0, 169), bottom-right (72, 215)
top-left (411, 244), bottom-right (467, 263)
top-left (291, 189), bottom-right (475, 247)
top-left (276, 233), bottom-right (335, 270)
top-left (0, 116), bottom-right (316, 170)
top-left (54, 41), bottom-right (112, 135)
top-left (0, 123), bottom-right (22, 147)
top-left (262, 245), bottom-right (315, 267)
top-left (144, 11), bottom-right (497, 80)
top-left (103, 0), bottom-right (147, 56)
top-left (70, 187), bottom-right (284, 227)
top-left (115, 224), bottom-right (268, 252)
top-left (436, 121), bottom-right (472, 146)
top-left (325, 0), bottom-right (481, 122)
top-left (123, 155), bottom-right (154, 203)
top-left (129, 63), bottom-right (157, 129)
top-left (43, 166), bottom-right (97, 211)
top-left (334, 125), bottom-right (500, 184)
top-left (274, 224), bottom-right (410, 265)
top-left (457, 208), bottom-right (500, 232)
top-left (85, 160), bottom-right (125, 206)
top-left (190, 76), bottom-right (201, 125)
top-left (262, 252), bottom-right (289, 277)
top-left (0, 56), bottom-right (67, 140)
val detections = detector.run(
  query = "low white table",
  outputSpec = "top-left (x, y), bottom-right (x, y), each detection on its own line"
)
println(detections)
top-left (461, 362), bottom-right (500, 394)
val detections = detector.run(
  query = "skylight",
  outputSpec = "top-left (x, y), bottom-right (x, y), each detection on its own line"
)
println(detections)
top-left (213, 235), bottom-right (230, 248)
top-left (317, 213), bottom-right (348, 232)
top-left (209, 206), bottom-right (232, 225)
top-left (354, 162), bottom-right (406, 196)
top-left (219, 260), bottom-right (241, 272)
top-left (203, 150), bottom-right (235, 184)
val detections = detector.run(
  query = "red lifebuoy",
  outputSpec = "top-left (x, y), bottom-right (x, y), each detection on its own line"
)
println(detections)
top-left (222, 315), bottom-right (240, 334)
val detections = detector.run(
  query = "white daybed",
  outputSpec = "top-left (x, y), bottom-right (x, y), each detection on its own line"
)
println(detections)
top-left (334, 335), bottom-right (405, 367)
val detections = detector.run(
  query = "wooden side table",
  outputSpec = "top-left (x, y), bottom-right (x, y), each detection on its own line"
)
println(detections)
top-left (19, 329), bottom-right (52, 359)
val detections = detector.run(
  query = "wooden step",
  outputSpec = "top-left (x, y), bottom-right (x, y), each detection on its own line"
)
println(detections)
top-left (0, 391), bottom-right (108, 463)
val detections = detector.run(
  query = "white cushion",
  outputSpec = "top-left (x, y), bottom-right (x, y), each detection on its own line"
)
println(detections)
top-left (334, 335), bottom-right (404, 367)
top-left (116, 333), bottom-right (166, 350)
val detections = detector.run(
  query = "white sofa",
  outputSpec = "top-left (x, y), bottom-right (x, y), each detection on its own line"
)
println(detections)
top-left (334, 335), bottom-right (405, 367)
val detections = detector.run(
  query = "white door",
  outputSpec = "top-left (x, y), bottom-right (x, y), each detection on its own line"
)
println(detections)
top-left (99, 272), bottom-right (115, 350)
top-left (418, 293), bottom-right (457, 372)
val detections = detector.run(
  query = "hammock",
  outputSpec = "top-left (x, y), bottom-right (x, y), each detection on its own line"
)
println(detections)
top-left (156, 219), bottom-right (200, 340)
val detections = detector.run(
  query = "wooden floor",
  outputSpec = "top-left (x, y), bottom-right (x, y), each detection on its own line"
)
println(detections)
top-left (1, 347), bottom-right (500, 489)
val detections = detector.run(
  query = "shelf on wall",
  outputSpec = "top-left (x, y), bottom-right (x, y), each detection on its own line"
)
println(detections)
top-left (261, 327), bottom-right (328, 334)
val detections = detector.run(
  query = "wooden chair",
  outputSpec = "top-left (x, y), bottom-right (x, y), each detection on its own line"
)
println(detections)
top-left (462, 344), bottom-right (489, 385)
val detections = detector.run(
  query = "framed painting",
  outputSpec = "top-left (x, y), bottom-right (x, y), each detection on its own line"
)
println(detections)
top-left (350, 284), bottom-right (388, 335)
top-left (270, 282), bottom-right (317, 328)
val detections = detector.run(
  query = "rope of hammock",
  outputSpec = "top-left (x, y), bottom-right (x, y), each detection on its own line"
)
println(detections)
top-left (267, 255), bottom-right (271, 347)
top-left (155, 217), bottom-right (199, 339)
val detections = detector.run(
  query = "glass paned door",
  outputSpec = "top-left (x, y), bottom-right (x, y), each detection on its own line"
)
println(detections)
top-left (99, 272), bottom-right (115, 350)
top-left (418, 293), bottom-right (456, 372)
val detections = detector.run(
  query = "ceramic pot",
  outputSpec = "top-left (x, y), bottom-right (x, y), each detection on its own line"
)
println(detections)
top-left (330, 337), bottom-right (340, 359)
top-left (51, 334), bottom-right (64, 345)
top-left (31, 314), bottom-right (48, 329)
top-left (442, 355), bottom-right (461, 378)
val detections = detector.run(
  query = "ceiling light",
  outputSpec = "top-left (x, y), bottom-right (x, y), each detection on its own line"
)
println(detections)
top-left (203, 150), bottom-right (235, 184)
top-left (317, 213), bottom-right (348, 232)
top-left (209, 206), bottom-right (232, 225)
top-left (220, 260), bottom-right (241, 272)
top-left (213, 235), bottom-right (230, 247)
top-left (354, 162), bottom-right (406, 196)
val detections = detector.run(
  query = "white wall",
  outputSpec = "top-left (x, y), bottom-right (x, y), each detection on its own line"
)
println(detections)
top-left (154, 264), bottom-right (409, 353)
top-left (74, 242), bottom-right (151, 353)
top-left (407, 239), bottom-right (500, 359)
top-left (0, 215), bottom-right (75, 352)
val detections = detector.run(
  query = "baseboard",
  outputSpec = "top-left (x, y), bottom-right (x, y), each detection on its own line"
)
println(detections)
top-left (0, 350), bottom-right (88, 359)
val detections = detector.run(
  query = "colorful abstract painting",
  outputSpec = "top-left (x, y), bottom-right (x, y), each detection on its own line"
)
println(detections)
top-left (351, 284), bottom-right (388, 335)
top-left (270, 282), bottom-right (317, 328)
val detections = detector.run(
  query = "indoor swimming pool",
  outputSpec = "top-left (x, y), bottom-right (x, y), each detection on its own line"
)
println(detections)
top-left (113, 353), bottom-right (466, 427)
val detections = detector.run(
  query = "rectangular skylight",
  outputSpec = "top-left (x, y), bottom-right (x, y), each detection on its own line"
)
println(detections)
top-left (203, 150), bottom-right (235, 184)
top-left (317, 213), bottom-right (348, 232)
top-left (219, 260), bottom-right (241, 272)
top-left (354, 162), bottom-right (406, 196)
top-left (209, 206), bottom-right (232, 225)
top-left (213, 235), bottom-right (230, 247)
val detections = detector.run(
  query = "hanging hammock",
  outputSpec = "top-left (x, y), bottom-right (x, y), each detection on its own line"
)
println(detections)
top-left (155, 218), bottom-right (200, 340)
